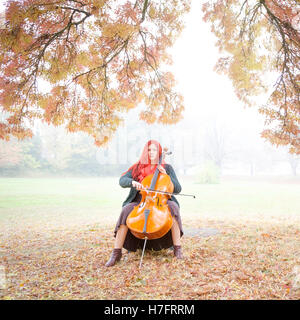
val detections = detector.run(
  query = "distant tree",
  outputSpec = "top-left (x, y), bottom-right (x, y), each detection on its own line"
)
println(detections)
top-left (286, 152), bottom-right (300, 176)
top-left (202, 118), bottom-right (230, 172)
top-left (19, 137), bottom-right (42, 171)
top-left (0, 133), bottom-right (43, 175)
top-left (66, 132), bottom-right (101, 175)
top-left (40, 124), bottom-right (72, 172)
top-left (0, 138), bottom-right (22, 167)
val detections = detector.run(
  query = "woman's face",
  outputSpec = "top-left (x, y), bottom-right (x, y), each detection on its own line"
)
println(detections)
top-left (148, 143), bottom-right (159, 163)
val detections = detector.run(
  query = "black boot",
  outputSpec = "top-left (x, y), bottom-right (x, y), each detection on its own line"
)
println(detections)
top-left (105, 248), bottom-right (122, 267)
top-left (173, 245), bottom-right (183, 259)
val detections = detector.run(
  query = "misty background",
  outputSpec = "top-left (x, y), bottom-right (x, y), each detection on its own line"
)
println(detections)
top-left (0, 0), bottom-right (299, 179)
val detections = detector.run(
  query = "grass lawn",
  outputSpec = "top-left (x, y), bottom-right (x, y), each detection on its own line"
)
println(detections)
top-left (0, 175), bottom-right (300, 299)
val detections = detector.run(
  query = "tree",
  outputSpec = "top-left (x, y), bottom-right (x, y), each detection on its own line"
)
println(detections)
top-left (40, 124), bottom-right (72, 172)
top-left (0, 137), bottom-right (22, 167)
top-left (202, 117), bottom-right (230, 171)
top-left (0, 134), bottom-right (44, 175)
top-left (286, 150), bottom-right (300, 176)
top-left (202, 0), bottom-right (300, 154)
top-left (0, 0), bottom-right (190, 146)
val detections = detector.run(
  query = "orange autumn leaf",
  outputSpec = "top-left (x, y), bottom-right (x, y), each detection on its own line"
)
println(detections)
top-left (0, 0), bottom-right (191, 146)
top-left (202, 0), bottom-right (300, 154)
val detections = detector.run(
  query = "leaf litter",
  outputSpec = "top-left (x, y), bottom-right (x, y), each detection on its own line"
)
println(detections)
top-left (0, 216), bottom-right (300, 300)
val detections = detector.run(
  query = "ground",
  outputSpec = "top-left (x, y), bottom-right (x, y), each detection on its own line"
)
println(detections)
top-left (0, 176), bottom-right (300, 299)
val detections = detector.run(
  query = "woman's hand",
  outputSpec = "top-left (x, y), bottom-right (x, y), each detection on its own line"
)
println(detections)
top-left (132, 180), bottom-right (144, 190)
top-left (158, 165), bottom-right (167, 175)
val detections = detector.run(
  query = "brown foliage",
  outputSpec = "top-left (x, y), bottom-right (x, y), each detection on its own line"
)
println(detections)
top-left (0, 0), bottom-right (190, 146)
top-left (202, 0), bottom-right (300, 154)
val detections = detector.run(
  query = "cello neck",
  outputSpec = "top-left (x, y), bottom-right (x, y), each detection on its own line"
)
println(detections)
top-left (149, 152), bottom-right (163, 190)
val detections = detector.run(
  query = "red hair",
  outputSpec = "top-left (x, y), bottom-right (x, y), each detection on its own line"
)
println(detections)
top-left (122, 140), bottom-right (165, 183)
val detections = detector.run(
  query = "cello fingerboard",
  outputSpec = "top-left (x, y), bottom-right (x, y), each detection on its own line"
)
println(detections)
top-left (142, 209), bottom-right (150, 233)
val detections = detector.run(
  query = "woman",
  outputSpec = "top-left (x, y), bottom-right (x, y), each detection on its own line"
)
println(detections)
top-left (105, 140), bottom-right (184, 267)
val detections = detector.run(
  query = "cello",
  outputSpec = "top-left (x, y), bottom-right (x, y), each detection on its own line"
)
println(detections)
top-left (126, 147), bottom-right (195, 267)
top-left (126, 148), bottom-right (174, 242)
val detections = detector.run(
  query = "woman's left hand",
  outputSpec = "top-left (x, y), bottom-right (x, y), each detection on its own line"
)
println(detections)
top-left (158, 165), bottom-right (167, 174)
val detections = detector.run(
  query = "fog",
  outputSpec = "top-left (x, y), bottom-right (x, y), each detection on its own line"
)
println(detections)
top-left (0, 0), bottom-right (299, 178)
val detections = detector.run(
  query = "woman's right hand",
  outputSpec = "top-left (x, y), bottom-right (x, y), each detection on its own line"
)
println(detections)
top-left (132, 181), bottom-right (143, 190)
